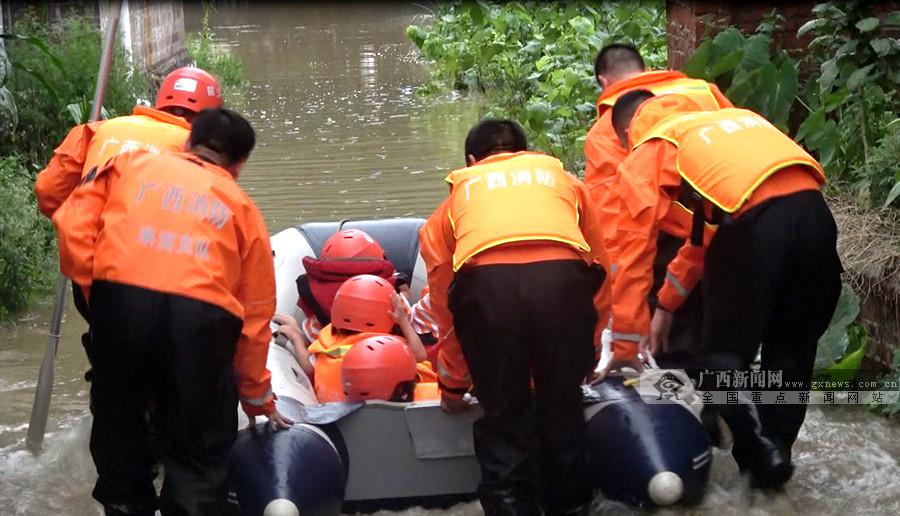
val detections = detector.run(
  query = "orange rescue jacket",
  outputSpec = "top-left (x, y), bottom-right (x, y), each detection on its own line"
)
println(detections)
top-left (52, 150), bottom-right (277, 416)
top-left (610, 105), bottom-right (824, 360)
top-left (419, 151), bottom-right (612, 395)
top-left (308, 325), bottom-right (379, 403)
top-left (583, 71), bottom-right (732, 261)
top-left (309, 324), bottom-right (439, 403)
top-left (35, 106), bottom-right (190, 218)
top-left (445, 151), bottom-right (592, 271)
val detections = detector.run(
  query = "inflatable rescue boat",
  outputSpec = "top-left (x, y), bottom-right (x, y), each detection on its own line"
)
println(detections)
top-left (229, 218), bottom-right (712, 515)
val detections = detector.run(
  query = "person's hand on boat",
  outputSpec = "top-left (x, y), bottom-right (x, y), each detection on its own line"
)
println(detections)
top-left (245, 406), bottom-right (295, 431)
top-left (593, 341), bottom-right (648, 382)
top-left (440, 391), bottom-right (472, 414)
top-left (266, 408), bottom-right (294, 431)
top-left (649, 307), bottom-right (674, 355)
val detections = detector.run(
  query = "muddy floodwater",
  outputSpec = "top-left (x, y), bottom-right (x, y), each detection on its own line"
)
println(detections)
top-left (1, 3), bottom-right (898, 515)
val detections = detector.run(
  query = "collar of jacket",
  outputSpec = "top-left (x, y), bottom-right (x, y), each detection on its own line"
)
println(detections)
top-left (132, 105), bottom-right (192, 130)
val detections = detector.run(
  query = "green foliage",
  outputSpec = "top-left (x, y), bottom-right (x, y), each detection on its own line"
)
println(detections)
top-left (798, 1), bottom-right (900, 206)
top-left (407, 0), bottom-right (666, 171)
top-left (0, 155), bottom-right (55, 318)
top-left (869, 350), bottom-right (900, 416)
top-left (871, 122), bottom-right (900, 208)
top-left (815, 283), bottom-right (867, 382)
top-left (681, 26), bottom-right (798, 130)
top-left (187, 2), bottom-right (245, 102)
top-left (0, 10), bottom-right (148, 172)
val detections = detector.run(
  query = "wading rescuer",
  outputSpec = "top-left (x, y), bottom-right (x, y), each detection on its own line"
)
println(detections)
top-left (603, 91), bottom-right (842, 488)
top-left (52, 109), bottom-right (292, 515)
top-left (420, 119), bottom-right (611, 515)
top-left (584, 43), bottom-right (732, 364)
top-left (35, 66), bottom-right (223, 378)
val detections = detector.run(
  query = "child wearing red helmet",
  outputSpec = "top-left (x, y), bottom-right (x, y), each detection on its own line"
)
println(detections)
top-left (340, 335), bottom-right (440, 403)
top-left (294, 229), bottom-right (404, 344)
top-left (300, 274), bottom-right (427, 403)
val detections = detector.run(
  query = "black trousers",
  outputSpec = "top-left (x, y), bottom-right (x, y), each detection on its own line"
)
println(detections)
top-left (449, 260), bottom-right (604, 514)
top-left (89, 280), bottom-right (242, 516)
top-left (650, 232), bottom-right (705, 368)
top-left (702, 191), bottom-right (842, 463)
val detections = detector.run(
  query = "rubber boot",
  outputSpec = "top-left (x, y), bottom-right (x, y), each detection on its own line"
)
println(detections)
top-left (478, 484), bottom-right (545, 516)
top-left (713, 399), bottom-right (794, 489)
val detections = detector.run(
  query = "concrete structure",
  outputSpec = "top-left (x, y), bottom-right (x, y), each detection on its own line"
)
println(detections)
top-left (2, 0), bottom-right (188, 81)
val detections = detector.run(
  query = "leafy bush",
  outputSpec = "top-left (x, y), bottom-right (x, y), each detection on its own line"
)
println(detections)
top-left (681, 25), bottom-right (798, 131)
top-left (0, 155), bottom-right (55, 318)
top-left (407, 0), bottom-right (666, 171)
top-left (870, 350), bottom-right (900, 416)
top-left (797, 1), bottom-right (899, 206)
top-left (1, 10), bottom-right (147, 172)
top-left (187, 2), bottom-right (245, 104)
top-left (814, 283), bottom-right (867, 382)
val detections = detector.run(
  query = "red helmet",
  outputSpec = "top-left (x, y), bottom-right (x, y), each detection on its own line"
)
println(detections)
top-left (331, 274), bottom-right (394, 333)
top-left (341, 335), bottom-right (417, 401)
top-left (320, 229), bottom-right (385, 260)
top-left (155, 67), bottom-right (222, 113)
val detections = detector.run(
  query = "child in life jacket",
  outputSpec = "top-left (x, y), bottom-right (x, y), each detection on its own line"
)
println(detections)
top-left (295, 229), bottom-right (412, 344)
top-left (341, 334), bottom-right (440, 403)
top-left (303, 274), bottom-right (428, 403)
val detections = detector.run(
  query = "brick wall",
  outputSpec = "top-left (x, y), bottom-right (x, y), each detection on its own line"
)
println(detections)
top-left (666, 0), bottom-right (818, 69)
top-left (667, 0), bottom-right (900, 69)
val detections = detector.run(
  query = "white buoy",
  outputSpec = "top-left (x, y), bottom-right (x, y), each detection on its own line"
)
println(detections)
top-left (647, 471), bottom-right (683, 506)
top-left (264, 498), bottom-right (300, 516)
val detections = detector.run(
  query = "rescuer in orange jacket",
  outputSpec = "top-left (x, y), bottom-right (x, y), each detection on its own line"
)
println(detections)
top-left (52, 109), bottom-right (292, 515)
top-left (36, 67), bottom-right (222, 389)
top-left (304, 274), bottom-right (428, 403)
top-left (603, 91), bottom-right (842, 489)
top-left (584, 43), bottom-right (732, 367)
top-left (419, 119), bottom-right (611, 515)
top-left (584, 43), bottom-right (731, 256)
top-left (36, 66), bottom-right (222, 220)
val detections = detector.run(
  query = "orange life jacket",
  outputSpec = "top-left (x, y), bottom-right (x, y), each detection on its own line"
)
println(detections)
top-left (83, 106), bottom-right (190, 175)
top-left (634, 107), bottom-right (825, 214)
top-left (445, 151), bottom-right (591, 271)
top-left (307, 324), bottom-right (379, 403)
top-left (413, 362), bottom-right (440, 402)
top-left (596, 70), bottom-right (725, 116)
top-left (35, 106), bottom-right (190, 218)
